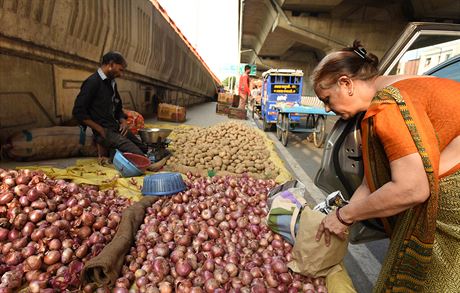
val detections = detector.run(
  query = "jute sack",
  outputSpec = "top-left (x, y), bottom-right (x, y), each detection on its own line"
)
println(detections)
top-left (288, 206), bottom-right (348, 277)
top-left (5, 126), bottom-right (97, 161)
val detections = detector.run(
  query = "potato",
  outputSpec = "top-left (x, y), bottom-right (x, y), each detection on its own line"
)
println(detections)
top-left (168, 122), bottom-right (280, 178)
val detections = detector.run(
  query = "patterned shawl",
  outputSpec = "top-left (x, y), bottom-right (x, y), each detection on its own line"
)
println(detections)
top-left (361, 86), bottom-right (440, 292)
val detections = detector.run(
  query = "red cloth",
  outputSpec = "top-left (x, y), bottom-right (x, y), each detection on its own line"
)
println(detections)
top-left (238, 74), bottom-right (250, 96)
top-left (123, 109), bottom-right (144, 135)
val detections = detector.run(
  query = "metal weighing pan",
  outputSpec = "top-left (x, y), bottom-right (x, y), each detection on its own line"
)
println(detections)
top-left (138, 128), bottom-right (172, 144)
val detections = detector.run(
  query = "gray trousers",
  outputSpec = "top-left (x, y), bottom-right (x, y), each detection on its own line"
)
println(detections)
top-left (95, 128), bottom-right (148, 159)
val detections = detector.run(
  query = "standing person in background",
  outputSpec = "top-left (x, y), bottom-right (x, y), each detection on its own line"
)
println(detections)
top-left (313, 41), bottom-right (460, 292)
top-left (72, 51), bottom-right (147, 160)
top-left (238, 65), bottom-right (251, 109)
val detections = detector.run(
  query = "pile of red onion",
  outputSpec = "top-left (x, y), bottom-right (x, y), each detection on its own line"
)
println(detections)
top-left (0, 168), bottom-right (131, 292)
top-left (114, 173), bottom-right (327, 293)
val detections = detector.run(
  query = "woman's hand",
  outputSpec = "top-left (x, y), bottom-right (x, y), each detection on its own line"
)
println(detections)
top-left (316, 211), bottom-right (349, 246)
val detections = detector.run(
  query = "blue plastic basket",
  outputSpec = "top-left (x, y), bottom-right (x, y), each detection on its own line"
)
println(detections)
top-left (113, 150), bottom-right (143, 177)
top-left (142, 173), bottom-right (186, 196)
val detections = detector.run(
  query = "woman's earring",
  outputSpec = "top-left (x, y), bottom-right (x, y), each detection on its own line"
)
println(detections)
top-left (348, 91), bottom-right (353, 96)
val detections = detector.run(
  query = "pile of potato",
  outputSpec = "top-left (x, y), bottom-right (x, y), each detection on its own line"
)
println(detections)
top-left (166, 122), bottom-right (279, 178)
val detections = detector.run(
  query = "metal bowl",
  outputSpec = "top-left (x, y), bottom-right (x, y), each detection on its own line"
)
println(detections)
top-left (138, 128), bottom-right (172, 144)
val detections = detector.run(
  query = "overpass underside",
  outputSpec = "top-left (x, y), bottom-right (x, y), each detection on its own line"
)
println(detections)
top-left (0, 0), bottom-right (219, 143)
top-left (240, 0), bottom-right (460, 95)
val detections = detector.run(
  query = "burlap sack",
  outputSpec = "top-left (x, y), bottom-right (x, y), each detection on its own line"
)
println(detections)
top-left (5, 126), bottom-right (97, 161)
top-left (81, 196), bottom-right (160, 287)
top-left (288, 207), bottom-right (348, 277)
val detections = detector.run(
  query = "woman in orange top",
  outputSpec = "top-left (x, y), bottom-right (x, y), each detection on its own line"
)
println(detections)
top-left (313, 41), bottom-right (460, 292)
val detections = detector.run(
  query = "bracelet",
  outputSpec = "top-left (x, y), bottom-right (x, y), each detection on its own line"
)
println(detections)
top-left (336, 207), bottom-right (353, 226)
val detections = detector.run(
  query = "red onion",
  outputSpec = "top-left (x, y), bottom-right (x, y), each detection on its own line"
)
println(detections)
top-left (188, 223), bottom-right (200, 235)
top-left (26, 188), bottom-right (42, 202)
top-left (25, 271), bottom-right (41, 283)
top-left (214, 268), bottom-right (229, 284)
top-left (8, 229), bottom-right (21, 241)
top-left (78, 226), bottom-right (92, 239)
top-left (225, 263), bottom-right (239, 277)
top-left (175, 259), bottom-right (192, 277)
top-left (31, 228), bottom-right (45, 241)
top-left (62, 239), bottom-right (74, 249)
top-left (25, 255), bottom-right (43, 271)
top-left (75, 244), bottom-right (89, 258)
top-left (35, 182), bottom-right (50, 194)
top-left (0, 227), bottom-right (9, 241)
top-left (204, 278), bottom-right (220, 292)
top-left (46, 212), bottom-right (60, 223)
top-left (12, 236), bottom-right (28, 250)
top-left (44, 250), bottom-right (61, 265)
top-left (206, 226), bottom-right (219, 239)
top-left (3, 177), bottom-right (16, 187)
top-left (162, 231), bottom-right (174, 243)
top-left (45, 225), bottom-right (60, 238)
top-left (18, 195), bottom-right (30, 206)
top-left (48, 238), bottom-right (62, 250)
top-left (201, 209), bottom-right (212, 220)
top-left (271, 259), bottom-right (288, 273)
top-left (158, 281), bottom-right (173, 293)
top-left (153, 257), bottom-right (170, 278)
top-left (5, 251), bottom-right (23, 265)
top-left (30, 199), bottom-right (47, 210)
top-left (28, 210), bottom-right (44, 223)
top-left (153, 243), bottom-right (170, 257)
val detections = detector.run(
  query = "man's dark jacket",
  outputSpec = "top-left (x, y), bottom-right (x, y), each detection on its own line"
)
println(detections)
top-left (72, 72), bottom-right (126, 132)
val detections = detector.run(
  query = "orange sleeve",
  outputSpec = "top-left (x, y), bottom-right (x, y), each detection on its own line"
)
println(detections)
top-left (374, 104), bottom-right (418, 162)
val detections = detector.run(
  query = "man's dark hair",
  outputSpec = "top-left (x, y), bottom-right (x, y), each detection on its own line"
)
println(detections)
top-left (244, 65), bottom-right (251, 71)
top-left (101, 51), bottom-right (127, 67)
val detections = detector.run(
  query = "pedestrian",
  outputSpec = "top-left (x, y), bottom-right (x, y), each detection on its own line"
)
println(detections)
top-left (72, 51), bottom-right (148, 160)
top-left (313, 41), bottom-right (460, 292)
top-left (238, 65), bottom-right (251, 109)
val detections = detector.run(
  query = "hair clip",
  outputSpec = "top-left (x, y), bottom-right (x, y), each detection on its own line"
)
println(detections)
top-left (353, 47), bottom-right (367, 60)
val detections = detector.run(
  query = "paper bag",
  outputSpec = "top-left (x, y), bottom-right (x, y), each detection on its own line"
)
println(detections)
top-left (288, 206), bottom-right (348, 277)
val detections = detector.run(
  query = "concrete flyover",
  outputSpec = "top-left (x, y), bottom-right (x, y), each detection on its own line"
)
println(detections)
top-left (239, 0), bottom-right (460, 95)
top-left (0, 0), bottom-right (220, 143)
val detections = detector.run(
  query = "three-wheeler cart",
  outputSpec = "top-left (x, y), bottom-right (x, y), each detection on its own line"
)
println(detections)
top-left (275, 104), bottom-right (336, 148)
top-left (260, 69), bottom-right (304, 131)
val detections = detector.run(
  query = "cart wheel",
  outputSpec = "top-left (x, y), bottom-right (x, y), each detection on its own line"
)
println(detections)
top-left (281, 115), bottom-right (289, 146)
top-left (306, 114), bottom-right (315, 128)
top-left (276, 113), bottom-right (283, 140)
top-left (313, 115), bottom-right (326, 148)
top-left (305, 115), bottom-right (314, 142)
top-left (263, 118), bottom-right (270, 132)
